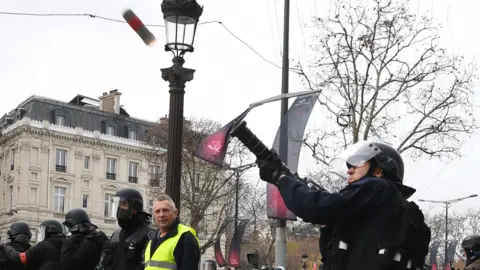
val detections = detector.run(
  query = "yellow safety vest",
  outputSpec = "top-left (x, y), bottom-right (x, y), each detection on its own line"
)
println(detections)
top-left (144, 224), bottom-right (199, 270)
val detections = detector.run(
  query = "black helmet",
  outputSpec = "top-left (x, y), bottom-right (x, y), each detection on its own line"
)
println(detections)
top-left (114, 188), bottom-right (147, 220)
top-left (39, 219), bottom-right (65, 240)
top-left (342, 141), bottom-right (404, 183)
top-left (8, 221), bottom-right (32, 239)
top-left (370, 142), bottom-right (404, 183)
top-left (462, 234), bottom-right (480, 259)
top-left (63, 208), bottom-right (96, 234)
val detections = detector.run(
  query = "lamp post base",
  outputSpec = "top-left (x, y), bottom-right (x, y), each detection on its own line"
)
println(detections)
top-left (161, 56), bottom-right (195, 211)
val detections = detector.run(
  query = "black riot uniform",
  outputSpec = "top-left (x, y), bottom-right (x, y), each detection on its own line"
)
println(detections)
top-left (0, 221), bottom-right (32, 270)
top-left (2, 219), bottom-right (65, 270)
top-left (461, 234), bottom-right (480, 269)
top-left (256, 141), bottom-right (431, 270)
top-left (61, 208), bottom-right (109, 270)
top-left (96, 188), bottom-right (153, 270)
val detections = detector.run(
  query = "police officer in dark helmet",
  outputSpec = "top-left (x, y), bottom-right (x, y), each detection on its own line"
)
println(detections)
top-left (0, 221), bottom-right (32, 270)
top-left (96, 187), bottom-right (153, 270)
top-left (256, 141), bottom-right (431, 270)
top-left (61, 208), bottom-right (109, 270)
top-left (2, 219), bottom-right (65, 270)
top-left (461, 234), bottom-right (480, 269)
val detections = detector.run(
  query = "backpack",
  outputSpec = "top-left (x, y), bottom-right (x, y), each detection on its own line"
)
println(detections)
top-left (390, 201), bottom-right (432, 266)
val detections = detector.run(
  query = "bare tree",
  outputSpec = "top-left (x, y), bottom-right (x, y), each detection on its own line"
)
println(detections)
top-left (144, 116), bottom-right (251, 254)
top-left (296, 0), bottom-right (477, 189)
top-left (238, 180), bottom-right (276, 267)
top-left (424, 208), bottom-right (480, 265)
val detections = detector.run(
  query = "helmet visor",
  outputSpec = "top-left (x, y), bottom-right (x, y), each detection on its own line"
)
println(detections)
top-left (36, 226), bottom-right (45, 243)
top-left (112, 196), bottom-right (133, 219)
top-left (328, 141), bottom-right (382, 181)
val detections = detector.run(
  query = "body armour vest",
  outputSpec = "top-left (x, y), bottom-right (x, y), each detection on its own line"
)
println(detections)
top-left (107, 225), bottom-right (151, 270)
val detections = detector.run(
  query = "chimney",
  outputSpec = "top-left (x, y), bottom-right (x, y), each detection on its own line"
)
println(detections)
top-left (160, 115), bottom-right (168, 125)
top-left (99, 90), bottom-right (122, 114)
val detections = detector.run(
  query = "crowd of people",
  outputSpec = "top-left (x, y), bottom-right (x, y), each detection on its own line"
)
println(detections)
top-left (0, 188), bottom-right (200, 270)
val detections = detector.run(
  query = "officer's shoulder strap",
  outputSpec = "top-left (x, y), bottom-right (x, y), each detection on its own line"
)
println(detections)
top-left (147, 229), bottom-right (157, 241)
top-left (110, 229), bottom-right (122, 243)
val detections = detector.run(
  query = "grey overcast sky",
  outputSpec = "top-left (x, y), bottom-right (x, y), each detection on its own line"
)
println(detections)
top-left (1, 0), bottom-right (479, 214)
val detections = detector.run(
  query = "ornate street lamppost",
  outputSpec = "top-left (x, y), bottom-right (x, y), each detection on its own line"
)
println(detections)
top-left (160, 0), bottom-right (203, 210)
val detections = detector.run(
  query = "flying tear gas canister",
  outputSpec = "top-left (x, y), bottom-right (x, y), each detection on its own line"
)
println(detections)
top-left (122, 9), bottom-right (157, 46)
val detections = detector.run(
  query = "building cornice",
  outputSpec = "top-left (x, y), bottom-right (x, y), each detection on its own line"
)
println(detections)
top-left (1, 117), bottom-right (166, 154)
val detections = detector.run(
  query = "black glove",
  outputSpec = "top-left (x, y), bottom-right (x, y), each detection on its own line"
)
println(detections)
top-left (255, 149), bottom-right (293, 185)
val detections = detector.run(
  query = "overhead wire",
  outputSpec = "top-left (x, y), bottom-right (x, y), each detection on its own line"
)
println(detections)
top-left (272, 0), bottom-right (283, 55)
top-left (266, 0), bottom-right (281, 59)
top-left (414, 161), bottom-right (450, 199)
top-left (0, 11), bottom-right (301, 72)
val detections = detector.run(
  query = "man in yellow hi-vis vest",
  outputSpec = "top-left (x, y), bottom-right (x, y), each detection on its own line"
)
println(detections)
top-left (144, 194), bottom-right (200, 270)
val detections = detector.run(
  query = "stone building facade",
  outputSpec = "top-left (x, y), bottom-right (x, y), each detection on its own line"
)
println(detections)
top-left (0, 91), bottom-right (154, 240)
top-left (0, 91), bottom-right (225, 263)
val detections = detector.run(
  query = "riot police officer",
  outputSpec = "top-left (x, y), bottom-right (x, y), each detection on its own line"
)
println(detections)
top-left (461, 234), bottom-right (480, 269)
top-left (256, 141), bottom-right (431, 270)
top-left (2, 219), bottom-right (65, 270)
top-left (96, 188), bottom-right (153, 270)
top-left (62, 208), bottom-right (109, 270)
top-left (0, 221), bottom-right (32, 270)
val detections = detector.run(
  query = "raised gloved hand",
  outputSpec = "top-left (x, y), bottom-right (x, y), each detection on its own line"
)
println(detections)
top-left (255, 149), bottom-right (293, 185)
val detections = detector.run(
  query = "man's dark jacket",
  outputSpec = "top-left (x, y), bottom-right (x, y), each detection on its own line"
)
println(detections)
top-left (61, 230), bottom-right (109, 270)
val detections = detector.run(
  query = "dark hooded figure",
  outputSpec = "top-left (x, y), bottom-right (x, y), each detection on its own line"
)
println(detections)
top-left (61, 208), bottom-right (109, 270)
top-left (461, 234), bottom-right (480, 269)
top-left (96, 188), bottom-right (153, 270)
top-left (2, 219), bottom-right (65, 270)
top-left (0, 221), bottom-right (32, 270)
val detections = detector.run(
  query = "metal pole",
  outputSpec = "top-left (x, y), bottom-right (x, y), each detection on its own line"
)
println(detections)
top-left (276, 0), bottom-right (290, 267)
top-left (445, 203), bottom-right (449, 263)
top-left (235, 170), bottom-right (239, 231)
top-left (161, 56), bottom-right (195, 211)
top-left (418, 194), bottom-right (478, 267)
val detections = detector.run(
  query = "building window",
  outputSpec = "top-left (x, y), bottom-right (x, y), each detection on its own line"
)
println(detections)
top-left (128, 162), bottom-right (138, 183)
top-left (8, 186), bottom-right (13, 210)
top-left (31, 147), bottom-right (39, 163)
top-left (82, 195), bottom-right (89, 208)
top-left (29, 188), bottom-right (38, 203)
top-left (56, 115), bottom-right (66, 126)
top-left (128, 130), bottom-right (138, 140)
top-left (10, 149), bottom-right (14, 170)
top-left (148, 199), bottom-right (153, 215)
top-left (84, 156), bottom-right (90, 170)
top-left (150, 165), bottom-right (161, 187)
top-left (106, 125), bottom-right (115, 136)
top-left (104, 193), bottom-right (115, 218)
top-left (53, 187), bottom-right (66, 213)
top-left (106, 158), bottom-right (117, 180)
top-left (55, 149), bottom-right (67, 172)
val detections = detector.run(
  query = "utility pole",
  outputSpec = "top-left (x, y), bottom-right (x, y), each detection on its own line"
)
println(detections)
top-left (276, 0), bottom-right (290, 267)
top-left (418, 194), bottom-right (478, 264)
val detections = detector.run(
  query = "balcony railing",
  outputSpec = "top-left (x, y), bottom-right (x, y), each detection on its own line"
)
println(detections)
top-left (150, 177), bottom-right (160, 187)
top-left (106, 173), bottom-right (116, 180)
top-left (129, 176), bottom-right (138, 183)
top-left (55, 165), bottom-right (66, 172)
